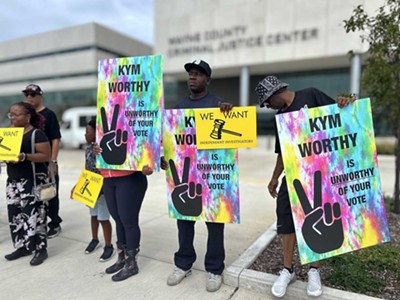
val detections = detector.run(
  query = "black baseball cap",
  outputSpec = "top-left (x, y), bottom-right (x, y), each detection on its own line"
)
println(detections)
top-left (22, 84), bottom-right (43, 95)
top-left (184, 59), bottom-right (212, 77)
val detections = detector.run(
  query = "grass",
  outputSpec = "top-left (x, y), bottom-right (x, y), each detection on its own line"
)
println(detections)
top-left (324, 244), bottom-right (400, 294)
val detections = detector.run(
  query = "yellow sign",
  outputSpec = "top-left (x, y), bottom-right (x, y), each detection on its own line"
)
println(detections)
top-left (72, 170), bottom-right (104, 208)
top-left (0, 128), bottom-right (24, 161)
top-left (194, 106), bottom-right (257, 149)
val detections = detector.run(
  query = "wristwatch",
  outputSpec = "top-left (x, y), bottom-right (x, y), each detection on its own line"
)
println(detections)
top-left (52, 160), bottom-right (58, 164)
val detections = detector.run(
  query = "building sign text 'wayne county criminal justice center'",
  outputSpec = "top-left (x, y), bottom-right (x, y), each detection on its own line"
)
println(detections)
top-left (167, 25), bottom-right (318, 57)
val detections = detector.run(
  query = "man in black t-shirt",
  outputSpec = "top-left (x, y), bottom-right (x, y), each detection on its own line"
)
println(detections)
top-left (166, 60), bottom-right (232, 293)
top-left (23, 84), bottom-right (63, 239)
top-left (255, 76), bottom-right (354, 298)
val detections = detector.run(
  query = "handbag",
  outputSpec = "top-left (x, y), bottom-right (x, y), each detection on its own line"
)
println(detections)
top-left (31, 129), bottom-right (57, 202)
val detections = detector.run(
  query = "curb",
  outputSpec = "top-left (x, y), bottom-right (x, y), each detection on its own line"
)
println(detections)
top-left (224, 222), bottom-right (381, 300)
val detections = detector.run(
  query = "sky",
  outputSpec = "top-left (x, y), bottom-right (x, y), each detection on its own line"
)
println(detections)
top-left (1, 0), bottom-right (154, 45)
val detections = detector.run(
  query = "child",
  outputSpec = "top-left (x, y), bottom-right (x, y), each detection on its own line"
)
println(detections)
top-left (72, 119), bottom-right (115, 261)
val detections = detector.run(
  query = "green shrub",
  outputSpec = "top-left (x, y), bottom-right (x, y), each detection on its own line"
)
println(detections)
top-left (324, 244), bottom-right (400, 293)
top-left (384, 195), bottom-right (394, 212)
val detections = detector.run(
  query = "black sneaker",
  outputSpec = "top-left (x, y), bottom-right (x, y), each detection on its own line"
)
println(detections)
top-left (48, 226), bottom-right (62, 239)
top-left (99, 245), bottom-right (115, 262)
top-left (30, 249), bottom-right (48, 266)
top-left (5, 248), bottom-right (32, 261)
top-left (85, 239), bottom-right (101, 254)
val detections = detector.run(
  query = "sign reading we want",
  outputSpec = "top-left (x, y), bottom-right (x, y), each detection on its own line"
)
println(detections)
top-left (276, 98), bottom-right (390, 264)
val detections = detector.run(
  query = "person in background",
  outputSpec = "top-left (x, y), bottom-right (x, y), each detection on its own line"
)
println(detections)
top-left (5, 102), bottom-right (51, 266)
top-left (71, 119), bottom-right (115, 262)
top-left (255, 75), bottom-right (355, 298)
top-left (23, 84), bottom-right (63, 239)
top-left (166, 59), bottom-right (233, 293)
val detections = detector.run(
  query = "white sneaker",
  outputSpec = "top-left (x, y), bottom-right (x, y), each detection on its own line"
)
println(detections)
top-left (307, 268), bottom-right (323, 297)
top-left (206, 273), bottom-right (222, 292)
top-left (271, 268), bottom-right (296, 298)
top-left (167, 267), bottom-right (192, 286)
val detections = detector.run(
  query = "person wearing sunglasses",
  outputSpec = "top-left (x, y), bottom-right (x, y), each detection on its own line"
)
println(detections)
top-left (23, 84), bottom-right (63, 239)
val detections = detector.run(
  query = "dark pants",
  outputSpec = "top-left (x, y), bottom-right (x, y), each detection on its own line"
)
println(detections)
top-left (47, 174), bottom-right (62, 229)
top-left (276, 176), bottom-right (295, 234)
top-left (174, 220), bottom-right (225, 275)
top-left (102, 172), bottom-right (148, 251)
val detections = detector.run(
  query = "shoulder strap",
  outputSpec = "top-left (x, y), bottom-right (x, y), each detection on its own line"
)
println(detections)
top-left (31, 129), bottom-right (55, 187)
top-left (31, 129), bottom-right (37, 188)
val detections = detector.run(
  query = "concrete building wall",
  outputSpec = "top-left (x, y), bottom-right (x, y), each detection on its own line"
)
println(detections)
top-left (154, 0), bottom-right (382, 79)
top-left (0, 22), bottom-right (152, 98)
top-left (154, 0), bottom-right (386, 134)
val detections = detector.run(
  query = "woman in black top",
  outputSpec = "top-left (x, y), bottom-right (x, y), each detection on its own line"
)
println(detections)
top-left (4, 102), bottom-right (51, 266)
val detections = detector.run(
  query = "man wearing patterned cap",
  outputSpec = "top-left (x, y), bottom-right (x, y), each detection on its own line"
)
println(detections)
top-left (255, 76), bottom-right (354, 298)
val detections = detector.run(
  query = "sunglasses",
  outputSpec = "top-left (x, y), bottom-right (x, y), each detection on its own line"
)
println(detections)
top-left (23, 91), bottom-right (40, 97)
top-left (7, 112), bottom-right (27, 119)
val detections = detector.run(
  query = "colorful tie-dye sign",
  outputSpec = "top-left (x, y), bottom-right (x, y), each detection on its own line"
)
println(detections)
top-left (96, 55), bottom-right (163, 171)
top-left (276, 98), bottom-right (390, 264)
top-left (194, 106), bottom-right (257, 149)
top-left (163, 109), bottom-right (240, 223)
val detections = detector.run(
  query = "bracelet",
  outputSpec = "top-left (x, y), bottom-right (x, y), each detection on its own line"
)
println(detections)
top-left (52, 160), bottom-right (58, 164)
top-left (20, 152), bottom-right (26, 162)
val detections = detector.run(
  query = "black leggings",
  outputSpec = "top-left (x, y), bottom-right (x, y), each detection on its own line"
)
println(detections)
top-left (102, 172), bottom-right (148, 251)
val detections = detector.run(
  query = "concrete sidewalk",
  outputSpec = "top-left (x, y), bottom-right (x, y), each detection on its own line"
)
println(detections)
top-left (0, 137), bottom-right (277, 300)
top-left (0, 136), bottom-right (394, 300)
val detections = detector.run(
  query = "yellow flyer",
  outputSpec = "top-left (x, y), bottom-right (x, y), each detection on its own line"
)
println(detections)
top-left (72, 170), bottom-right (104, 208)
top-left (0, 128), bottom-right (24, 161)
top-left (194, 106), bottom-right (257, 149)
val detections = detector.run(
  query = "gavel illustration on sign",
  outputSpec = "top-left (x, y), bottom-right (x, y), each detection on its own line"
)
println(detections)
top-left (0, 136), bottom-right (11, 151)
top-left (210, 119), bottom-right (242, 140)
top-left (80, 179), bottom-right (92, 196)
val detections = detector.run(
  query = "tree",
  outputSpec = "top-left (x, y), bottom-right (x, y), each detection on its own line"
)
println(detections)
top-left (344, 0), bottom-right (400, 214)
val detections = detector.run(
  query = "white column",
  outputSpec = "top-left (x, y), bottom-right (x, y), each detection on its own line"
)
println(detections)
top-left (240, 66), bottom-right (249, 107)
top-left (350, 53), bottom-right (361, 96)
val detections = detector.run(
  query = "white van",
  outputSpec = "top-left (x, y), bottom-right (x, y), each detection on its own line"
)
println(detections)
top-left (60, 107), bottom-right (96, 149)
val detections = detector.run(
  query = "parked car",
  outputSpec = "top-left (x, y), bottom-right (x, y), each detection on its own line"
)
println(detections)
top-left (60, 107), bottom-right (96, 149)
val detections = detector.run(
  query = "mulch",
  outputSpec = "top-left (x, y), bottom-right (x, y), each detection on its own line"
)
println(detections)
top-left (250, 212), bottom-right (400, 300)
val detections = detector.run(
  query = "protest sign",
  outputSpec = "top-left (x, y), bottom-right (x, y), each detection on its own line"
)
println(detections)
top-left (96, 55), bottom-right (163, 171)
top-left (0, 128), bottom-right (24, 161)
top-left (72, 170), bottom-right (104, 208)
top-left (163, 109), bottom-right (240, 223)
top-left (276, 98), bottom-right (390, 264)
top-left (194, 106), bottom-right (257, 149)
